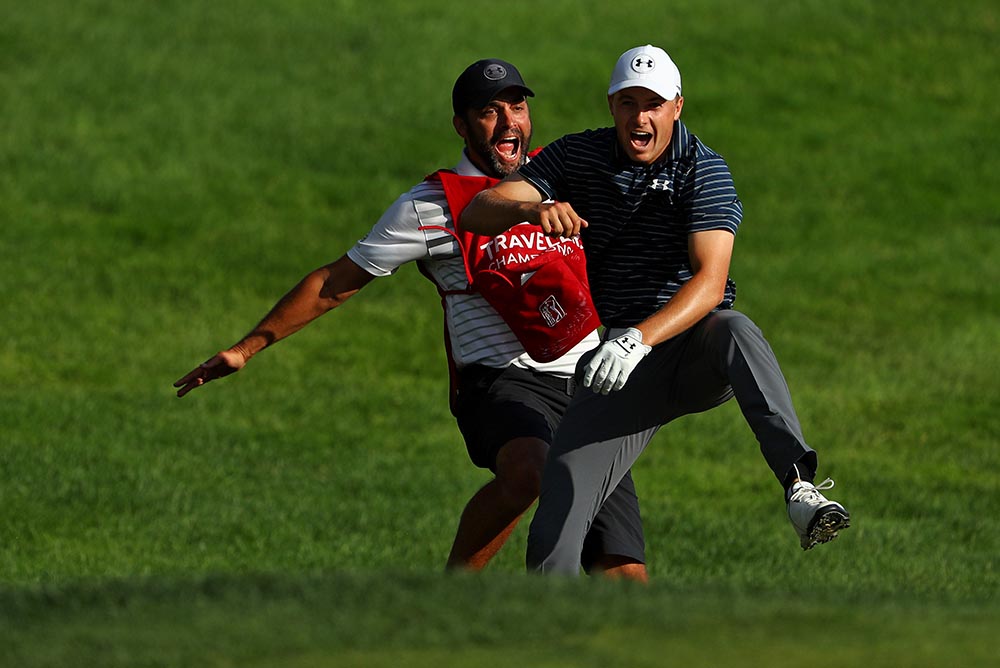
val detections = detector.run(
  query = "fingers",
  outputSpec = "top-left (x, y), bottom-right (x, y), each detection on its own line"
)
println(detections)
top-left (174, 378), bottom-right (203, 398)
top-left (174, 363), bottom-right (210, 397)
top-left (583, 352), bottom-right (619, 395)
top-left (538, 202), bottom-right (587, 238)
top-left (582, 359), bottom-right (598, 389)
top-left (173, 354), bottom-right (229, 398)
top-left (610, 368), bottom-right (629, 393)
top-left (582, 331), bottom-right (650, 395)
top-left (582, 353), bottom-right (605, 389)
top-left (174, 366), bottom-right (204, 389)
top-left (597, 364), bottom-right (622, 395)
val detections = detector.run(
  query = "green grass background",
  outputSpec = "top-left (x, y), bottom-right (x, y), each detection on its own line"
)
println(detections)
top-left (1, 0), bottom-right (998, 665)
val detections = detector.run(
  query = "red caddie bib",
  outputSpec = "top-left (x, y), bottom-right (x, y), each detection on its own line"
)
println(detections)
top-left (420, 169), bottom-right (601, 364)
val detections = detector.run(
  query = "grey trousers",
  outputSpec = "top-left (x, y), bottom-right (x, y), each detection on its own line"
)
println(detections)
top-left (526, 309), bottom-right (817, 575)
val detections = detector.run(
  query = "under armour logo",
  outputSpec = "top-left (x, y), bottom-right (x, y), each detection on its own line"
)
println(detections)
top-left (614, 336), bottom-right (638, 354)
top-left (649, 178), bottom-right (671, 191)
top-left (631, 57), bottom-right (655, 73)
top-left (484, 64), bottom-right (507, 81)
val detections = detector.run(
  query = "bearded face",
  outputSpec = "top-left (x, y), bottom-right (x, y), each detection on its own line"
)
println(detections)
top-left (456, 91), bottom-right (533, 178)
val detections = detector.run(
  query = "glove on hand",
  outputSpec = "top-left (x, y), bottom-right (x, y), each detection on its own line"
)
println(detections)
top-left (582, 327), bottom-right (651, 395)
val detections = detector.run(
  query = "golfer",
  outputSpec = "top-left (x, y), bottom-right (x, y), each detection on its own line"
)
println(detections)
top-left (462, 45), bottom-right (850, 575)
top-left (175, 58), bottom-right (648, 581)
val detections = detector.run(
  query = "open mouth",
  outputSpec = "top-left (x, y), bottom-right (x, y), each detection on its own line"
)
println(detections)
top-left (630, 130), bottom-right (652, 149)
top-left (494, 135), bottom-right (521, 161)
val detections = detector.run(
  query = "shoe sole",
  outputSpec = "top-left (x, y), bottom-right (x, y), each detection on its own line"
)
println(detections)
top-left (802, 508), bottom-right (851, 550)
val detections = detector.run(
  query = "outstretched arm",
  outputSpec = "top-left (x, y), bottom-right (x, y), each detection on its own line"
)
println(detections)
top-left (461, 173), bottom-right (587, 238)
top-left (174, 254), bottom-right (375, 397)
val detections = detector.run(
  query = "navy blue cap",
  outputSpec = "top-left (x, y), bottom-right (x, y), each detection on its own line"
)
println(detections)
top-left (452, 59), bottom-right (534, 114)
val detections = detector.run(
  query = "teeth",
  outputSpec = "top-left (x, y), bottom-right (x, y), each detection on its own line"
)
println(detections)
top-left (496, 138), bottom-right (519, 158)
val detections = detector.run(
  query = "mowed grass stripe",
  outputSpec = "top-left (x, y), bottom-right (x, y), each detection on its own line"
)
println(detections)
top-left (2, 573), bottom-right (997, 668)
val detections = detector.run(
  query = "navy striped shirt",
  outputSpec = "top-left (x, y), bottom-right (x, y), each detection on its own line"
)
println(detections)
top-left (519, 121), bottom-right (743, 328)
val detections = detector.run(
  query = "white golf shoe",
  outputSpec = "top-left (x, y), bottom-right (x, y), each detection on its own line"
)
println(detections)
top-left (787, 478), bottom-right (850, 550)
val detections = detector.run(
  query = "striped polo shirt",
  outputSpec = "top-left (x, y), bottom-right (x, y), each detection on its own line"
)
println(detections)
top-left (519, 121), bottom-right (743, 328)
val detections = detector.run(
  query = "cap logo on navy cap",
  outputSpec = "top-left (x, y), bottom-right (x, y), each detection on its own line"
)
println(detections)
top-left (484, 64), bottom-right (508, 80)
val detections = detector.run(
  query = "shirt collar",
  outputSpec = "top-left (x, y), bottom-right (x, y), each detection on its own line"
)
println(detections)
top-left (665, 119), bottom-right (692, 162)
top-left (453, 148), bottom-right (535, 179)
top-left (454, 150), bottom-right (488, 177)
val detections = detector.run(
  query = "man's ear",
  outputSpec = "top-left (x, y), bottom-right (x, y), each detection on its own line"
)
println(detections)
top-left (674, 95), bottom-right (684, 120)
top-left (453, 114), bottom-right (468, 140)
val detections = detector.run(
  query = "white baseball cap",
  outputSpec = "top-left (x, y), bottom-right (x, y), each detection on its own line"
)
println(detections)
top-left (608, 45), bottom-right (682, 100)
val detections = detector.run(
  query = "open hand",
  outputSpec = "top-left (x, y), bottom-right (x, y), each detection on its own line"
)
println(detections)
top-left (174, 349), bottom-right (247, 397)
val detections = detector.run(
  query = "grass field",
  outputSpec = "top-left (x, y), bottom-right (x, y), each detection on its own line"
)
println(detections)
top-left (1, 0), bottom-right (998, 665)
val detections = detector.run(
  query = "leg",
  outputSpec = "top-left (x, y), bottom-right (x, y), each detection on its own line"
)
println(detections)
top-left (583, 469), bottom-right (648, 583)
top-left (684, 310), bottom-right (817, 485)
top-left (686, 311), bottom-right (849, 547)
top-left (453, 364), bottom-right (654, 575)
top-left (525, 327), bottom-right (739, 575)
top-left (447, 435), bottom-right (650, 581)
top-left (591, 556), bottom-right (649, 583)
top-left (526, 381), bottom-right (662, 575)
top-left (446, 436), bottom-right (546, 571)
top-left (447, 438), bottom-right (649, 582)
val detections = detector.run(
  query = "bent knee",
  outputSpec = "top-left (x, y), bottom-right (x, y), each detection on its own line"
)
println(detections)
top-left (712, 309), bottom-right (755, 330)
top-left (495, 438), bottom-right (548, 505)
top-left (707, 310), bottom-right (763, 343)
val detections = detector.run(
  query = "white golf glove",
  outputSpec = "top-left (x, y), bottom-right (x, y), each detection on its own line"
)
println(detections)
top-left (582, 327), bottom-right (651, 395)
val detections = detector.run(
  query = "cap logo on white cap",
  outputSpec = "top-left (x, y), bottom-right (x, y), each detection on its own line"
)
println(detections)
top-left (609, 45), bottom-right (682, 101)
top-left (484, 64), bottom-right (508, 81)
top-left (631, 56), bottom-right (655, 74)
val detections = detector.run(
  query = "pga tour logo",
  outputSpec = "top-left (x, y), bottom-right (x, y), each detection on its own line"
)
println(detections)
top-left (539, 295), bottom-right (566, 327)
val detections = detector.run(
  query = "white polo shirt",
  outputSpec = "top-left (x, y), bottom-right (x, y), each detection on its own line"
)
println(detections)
top-left (347, 152), bottom-right (598, 376)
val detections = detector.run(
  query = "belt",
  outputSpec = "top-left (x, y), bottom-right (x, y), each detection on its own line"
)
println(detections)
top-left (528, 367), bottom-right (577, 396)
